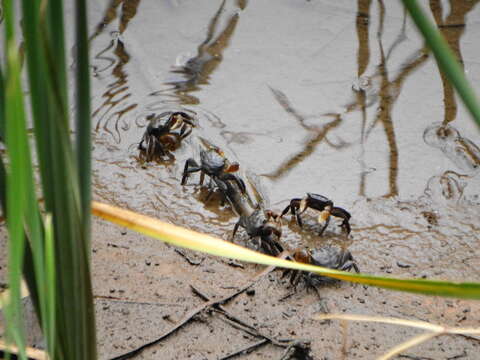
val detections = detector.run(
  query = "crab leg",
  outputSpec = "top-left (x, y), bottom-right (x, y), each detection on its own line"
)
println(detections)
top-left (181, 159), bottom-right (202, 185)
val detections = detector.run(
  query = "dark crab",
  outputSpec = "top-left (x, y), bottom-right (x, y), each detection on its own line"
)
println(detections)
top-left (220, 177), bottom-right (283, 255)
top-left (181, 146), bottom-right (246, 200)
top-left (232, 208), bottom-right (283, 255)
top-left (138, 111), bottom-right (195, 161)
top-left (281, 193), bottom-right (351, 235)
top-left (288, 245), bottom-right (360, 287)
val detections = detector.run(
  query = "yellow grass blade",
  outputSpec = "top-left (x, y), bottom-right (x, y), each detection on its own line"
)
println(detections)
top-left (316, 313), bottom-right (480, 360)
top-left (377, 332), bottom-right (440, 360)
top-left (315, 313), bottom-right (444, 332)
top-left (0, 340), bottom-right (49, 360)
top-left (92, 201), bottom-right (480, 299)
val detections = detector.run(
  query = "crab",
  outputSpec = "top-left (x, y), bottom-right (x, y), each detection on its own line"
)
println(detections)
top-left (288, 245), bottom-right (360, 287)
top-left (281, 193), bottom-right (351, 235)
top-left (218, 177), bottom-right (284, 255)
top-left (138, 111), bottom-right (195, 161)
top-left (232, 208), bottom-right (283, 255)
top-left (181, 146), bottom-right (246, 199)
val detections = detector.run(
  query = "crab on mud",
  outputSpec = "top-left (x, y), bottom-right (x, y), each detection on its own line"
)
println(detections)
top-left (281, 193), bottom-right (351, 235)
top-left (138, 111), bottom-right (196, 161)
top-left (219, 177), bottom-right (284, 255)
top-left (287, 245), bottom-right (359, 287)
top-left (181, 146), bottom-right (246, 200)
top-left (232, 208), bottom-right (283, 256)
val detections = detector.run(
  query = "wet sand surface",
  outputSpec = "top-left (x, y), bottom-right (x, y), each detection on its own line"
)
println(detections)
top-left (2, 0), bottom-right (480, 359)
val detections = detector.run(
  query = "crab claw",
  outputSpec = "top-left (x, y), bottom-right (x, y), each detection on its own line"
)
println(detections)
top-left (317, 206), bottom-right (331, 236)
top-left (225, 162), bottom-right (240, 173)
top-left (299, 198), bottom-right (308, 213)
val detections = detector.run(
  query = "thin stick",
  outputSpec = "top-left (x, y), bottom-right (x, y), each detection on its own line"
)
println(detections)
top-left (218, 339), bottom-right (269, 360)
top-left (193, 286), bottom-right (290, 348)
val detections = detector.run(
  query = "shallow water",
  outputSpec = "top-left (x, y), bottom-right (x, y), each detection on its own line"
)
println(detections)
top-left (56, 0), bottom-right (480, 358)
top-left (89, 0), bottom-right (480, 252)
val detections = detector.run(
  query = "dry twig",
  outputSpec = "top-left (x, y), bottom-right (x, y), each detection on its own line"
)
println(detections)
top-left (316, 313), bottom-right (480, 360)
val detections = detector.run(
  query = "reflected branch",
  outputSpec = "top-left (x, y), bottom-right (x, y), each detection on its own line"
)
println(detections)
top-left (90, 0), bottom-right (142, 40)
top-left (429, 0), bottom-right (479, 125)
top-left (356, 0), bottom-right (372, 78)
top-left (356, 0), bottom-right (372, 195)
top-left (119, 0), bottom-right (141, 34)
top-left (269, 86), bottom-right (311, 131)
top-left (359, 3), bottom-right (429, 197)
top-left (91, 0), bottom-right (142, 142)
top-left (93, 38), bottom-right (134, 142)
top-left (165, 0), bottom-right (244, 105)
top-left (264, 114), bottom-right (342, 180)
top-left (377, 7), bottom-right (399, 197)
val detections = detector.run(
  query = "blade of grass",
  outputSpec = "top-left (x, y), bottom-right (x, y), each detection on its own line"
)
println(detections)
top-left (20, 0), bottom-right (54, 208)
top-left (92, 201), bottom-right (480, 300)
top-left (316, 313), bottom-right (480, 336)
top-left (378, 332), bottom-right (440, 360)
top-left (0, 156), bottom-right (6, 215)
top-left (317, 313), bottom-right (480, 360)
top-left (0, 52), bottom-right (38, 325)
top-left (18, 0), bottom-right (97, 357)
top-left (402, 0), bottom-right (480, 128)
top-left (72, 9), bottom-right (94, 353)
top-left (43, 214), bottom-right (56, 356)
top-left (0, 64), bottom-right (5, 211)
top-left (3, 0), bottom-right (28, 355)
top-left (315, 314), bottom-right (444, 332)
top-left (0, 64), bottom-right (5, 138)
top-left (46, 0), bottom-right (69, 115)
top-left (0, 60), bottom-right (6, 218)
top-left (74, 0), bottom-right (92, 228)
top-left (4, 3), bottom-right (58, 356)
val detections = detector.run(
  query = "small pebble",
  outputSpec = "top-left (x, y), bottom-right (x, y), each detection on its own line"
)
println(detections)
top-left (396, 261), bottom-right (411, 268)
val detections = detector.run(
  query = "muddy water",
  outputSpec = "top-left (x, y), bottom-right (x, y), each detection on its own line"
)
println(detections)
top-left (89, 0), bottom-right (480, 254)
top-left (85, 0), bottom-right (480, 359)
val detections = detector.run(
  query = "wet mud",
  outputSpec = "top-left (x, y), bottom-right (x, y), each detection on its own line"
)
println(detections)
top-left (2, 0), bottom-right (480, 359)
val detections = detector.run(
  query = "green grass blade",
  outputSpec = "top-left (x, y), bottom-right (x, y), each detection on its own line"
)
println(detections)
top-left (0, 157), bottom-right (6, 215)
top-left (46, 0), bottom-right (69, 117)
top-left (74, 0), bottom-right (92, 243)
top-left (93, 201), bottom-right (480, 300)
top-left (3, 0), bottom-right (28, 355)
top-left (402, 0), bottom-right (480, 128)
top-left (20, 0), bottom-right (55, 210)
top-left (18, 1), bottom-right (98, 358)
top-left (43, 214), bottom-right (56, 355)
top-left (0, 63), bottom-right (39, 347)
top-left (0, 64), bottom-right (5, 139)
top-left (0, 65), bottom-right (5, 214)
